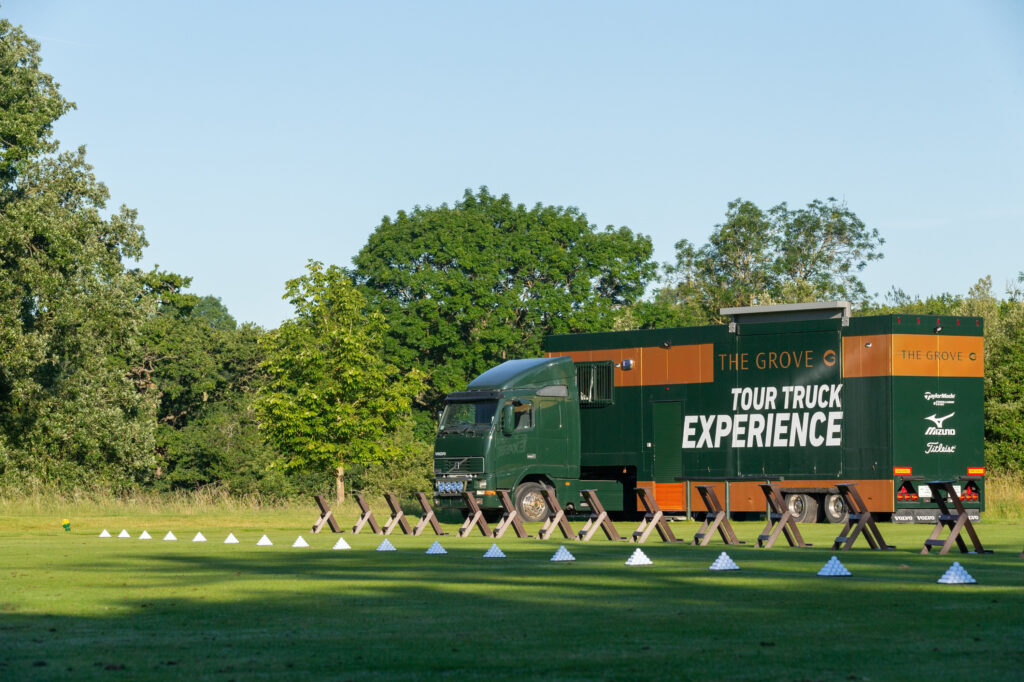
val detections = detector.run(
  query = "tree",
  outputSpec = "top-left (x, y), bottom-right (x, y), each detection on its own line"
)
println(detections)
top-left (953, 276), bottom-right (1024, 475)
top-left (0, 20), bottom-right (155, 488)
top-left (134, 270), bottom-right (282, 492)
top-left (662, 197), bottom-right (883, 322)
top-left (256, 261), bottom-right (425, 503)
top-left (352, 187), bottom-right (657, 413)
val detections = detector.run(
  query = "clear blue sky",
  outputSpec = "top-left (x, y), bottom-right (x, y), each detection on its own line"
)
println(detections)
top-left (6, 1), bottom-right (1023, 328)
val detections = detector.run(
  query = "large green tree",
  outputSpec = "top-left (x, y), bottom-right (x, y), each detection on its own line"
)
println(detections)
top-left (951, 276), bottom-right (1024, 475)
top-left (136, 271), bottom-right (291, 495)
top-left (257, 261), bottom-right (425, 502)
top-left (0, 20), bottom-right (155, 488)
top-left (662, 197), bottom-right (883, 322)
top-left (352, 187), bottom-right (658, 412)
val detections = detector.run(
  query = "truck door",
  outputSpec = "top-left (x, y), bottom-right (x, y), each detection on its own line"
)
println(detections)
top-left (652, 401), bottom-right (683, 485)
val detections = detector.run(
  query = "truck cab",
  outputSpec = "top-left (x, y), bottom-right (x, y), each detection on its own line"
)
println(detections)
top-left (433, 357), bottom-right (584, 522)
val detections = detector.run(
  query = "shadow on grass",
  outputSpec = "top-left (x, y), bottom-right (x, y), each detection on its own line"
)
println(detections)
top-left (3, 539), bottom-right (1024, 681)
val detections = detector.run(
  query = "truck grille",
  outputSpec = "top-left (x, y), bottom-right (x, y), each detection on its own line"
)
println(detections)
top-left (434, 457), bottom-right (484, 475)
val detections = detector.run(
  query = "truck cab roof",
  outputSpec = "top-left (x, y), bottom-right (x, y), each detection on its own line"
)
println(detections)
top-left (466, 356), bottom-right (574, 392)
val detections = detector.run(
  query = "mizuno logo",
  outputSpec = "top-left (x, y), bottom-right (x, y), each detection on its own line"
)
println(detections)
top-left (924, 412), bottom-right (956, 436)
top-left (925, 413), bottom-right (954, 428)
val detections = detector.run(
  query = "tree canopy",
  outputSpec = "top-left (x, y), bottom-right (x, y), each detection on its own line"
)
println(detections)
top-left (256, 261), bottom-right (425, 501)
top-left (352, 187), bottom-right (658, 410)
top-left (661, 197), bottom-right (883, 322)
top-left (0, 20), bottom-right (155, 487)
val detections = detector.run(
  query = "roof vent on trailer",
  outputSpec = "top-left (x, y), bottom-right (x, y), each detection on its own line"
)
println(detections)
top-left (719, 301), bottom-right (851, 333)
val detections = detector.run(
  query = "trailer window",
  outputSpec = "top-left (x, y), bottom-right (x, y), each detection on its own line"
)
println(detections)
top-left (576, 361), bottom-right (614, 406)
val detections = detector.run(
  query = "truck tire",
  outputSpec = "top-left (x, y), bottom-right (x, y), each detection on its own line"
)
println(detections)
top-left (823, 493), bottom-right (849, 524)
top-left (786, 493), bottom-right (819, 524)
top-left (514, 482), bottom-right (550, 523)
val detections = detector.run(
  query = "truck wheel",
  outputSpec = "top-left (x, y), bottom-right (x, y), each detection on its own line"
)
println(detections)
top-left (514, 482), bottom-right (550, 523)
top-left (823, 494), bottom-right (849, 524)
top-left (786, 493), bottom-right (819, 524)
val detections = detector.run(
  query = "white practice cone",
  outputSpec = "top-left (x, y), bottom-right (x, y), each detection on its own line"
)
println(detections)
top-left (376, 538), bottom-right (397, 551)
top-left (292, 536), bottom-right (310, 548)
top-left (331, 537), bottom-right (351, 550)
top-left (483, 544), bottom-right (505, 558)
top-left (937, 561), bottom-right (976, 585)
top-left (625, 548), bottom-right (653, 566)
top-left (426, 541), bottom-right (447, 555)
top-left (709, 552), bottom-right (740, 571)
top-left (99, 529), bottom-right (112, 538)
top-left (192, 532), bottom-right (207, 542)
top-left (817, 556), bottom-right (851, 577)
top-left (117, 529), bottom-right (130, 538)
top-left (163, 531), bottom-right (177, 541)
top-left (224, 533), bottom-right (239, 544)
top-left (138, 530), bottom-right (152, 540)
top-left (550, 545), bottom-right (575, 562)
top-left (256, 534), bottom-right (273, 546)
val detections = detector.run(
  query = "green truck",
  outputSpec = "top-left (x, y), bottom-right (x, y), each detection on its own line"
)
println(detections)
top-left (432, 302), bottom-right (986, 524)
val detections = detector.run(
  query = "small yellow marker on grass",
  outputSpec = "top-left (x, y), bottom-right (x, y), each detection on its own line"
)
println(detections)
top-left (62, 518), bottom-right (71, 532)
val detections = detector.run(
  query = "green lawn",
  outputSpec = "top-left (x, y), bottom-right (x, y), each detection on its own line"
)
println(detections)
top-left (2, 510), bottom-right (1023, 681)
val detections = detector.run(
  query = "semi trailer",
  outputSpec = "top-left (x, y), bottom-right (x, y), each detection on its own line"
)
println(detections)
top-left (432, 302), bottom-right (985, 524)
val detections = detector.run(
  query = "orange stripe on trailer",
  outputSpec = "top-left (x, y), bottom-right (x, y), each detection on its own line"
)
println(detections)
top-left (891, 334), bottom-right (984, 378)
top-left (967, 467), bottom-right (986, 476)
top-left (842, 335), bottom-right (891, 378)
top-left (893, 466), bottom-right (912, 476)
top-left (653, 482), bottom-right (684, 510)
top-left (843, 334), bottom-right (984, 378)
top-left (547, 343), bottom-right (714, 387)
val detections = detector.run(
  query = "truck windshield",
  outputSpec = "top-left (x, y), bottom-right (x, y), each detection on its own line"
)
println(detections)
top-left (439, 400), bottom-right (498, 434)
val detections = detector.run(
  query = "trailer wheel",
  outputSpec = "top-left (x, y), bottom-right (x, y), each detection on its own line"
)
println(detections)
top-left (786, 493), bottom-right (819, 524)
top-left (823, 494), bottom-right (849, 524)
top-left (514, 482), bottom-right (549, 523)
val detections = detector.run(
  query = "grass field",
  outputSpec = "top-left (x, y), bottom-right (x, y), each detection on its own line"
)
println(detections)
top-left (3, 502), bottom-right (1024, 681)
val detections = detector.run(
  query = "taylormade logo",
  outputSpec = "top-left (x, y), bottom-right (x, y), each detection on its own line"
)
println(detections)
top-left (924, 413), bottom-right (956, 436)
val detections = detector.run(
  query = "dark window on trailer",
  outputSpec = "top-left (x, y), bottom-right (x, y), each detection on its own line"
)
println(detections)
top-left (576, 361), bottom-right (614, 406)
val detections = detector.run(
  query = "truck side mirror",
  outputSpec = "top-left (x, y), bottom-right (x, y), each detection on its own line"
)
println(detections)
top-left (502, 404), bottom-right (515, 436)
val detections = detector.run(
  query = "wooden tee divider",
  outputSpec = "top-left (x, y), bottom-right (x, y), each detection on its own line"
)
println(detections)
top-left (493, 490), bottom-right (529, 539)
top-left (756, 483), bottom-right (809, 549)
top-left (919, 481), bottom-right (990, 555)
top-left (538, 487), bottom-right (575, 540)
top-left (412, 492), bottom-right (448, 537)
top-left (382, 492), bottom-right (413, 536)
top-left (351, 493), bottom-right (383, 535)
top-left (457, 491), bottom-right (494, 538)
top-left (831, 483), bottom-right (894, 551)
top-left (311, 494), bottom-right (342, 534)
top-left (632, 486), bottom-right (683, 544)
top-left (577, 489), bottom-right (625, 542)
top-left (693, 485), bottom-right (744, 546)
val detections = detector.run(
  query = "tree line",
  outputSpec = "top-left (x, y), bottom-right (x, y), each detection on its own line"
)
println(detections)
top-left (1, 21), bottom-right (1021, 498)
